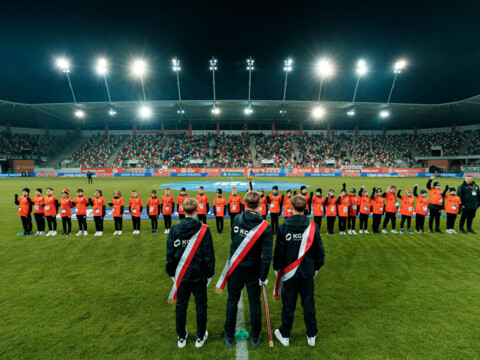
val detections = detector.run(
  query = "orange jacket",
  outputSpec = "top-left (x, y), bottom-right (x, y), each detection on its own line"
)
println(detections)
top-left (371, 196), bottom-right (385, 215)
top-left (384, 192), bottom-right (398, 213)
top-left (337, 196), bottom-right (350, 217)
top-left (312, 196), bottom-right (325, 217)
top-left (444, 194), bottom-right (461, 214)
top-left (129, 197), bottom-right (143, 217)
top-left (33, 195), bottom-right (45, 214)
top-left (326, 196), bottom-right (338, 217)
top-left (160, 195), bottom-right (174, 215)
top-left (17, 195), bottom-right (33, 217)
top-left (111, 197), bottom-right (124, 217)
top-left (415, 196), bottom-right (429, 216)
top-left (347, 195), bottom-right (360, 216)
top-left (91, 197), bottom-right (105, 217)
top-left (214, 196), bottom-right (227, 217)
top-left (228, 195), bottom-right (242, 214)
top-left (258, 196), bottom-right (268, 215)
top-left (196, 194), bottom-right (209, 215)
top-left (359, 196), bottom-right (371, 215)
top-left (429, 188), bottom-right (444, 207)
top-left (283, 196), bottom-right (293, 217)
top-left (148, 197), bottom-right (161, 216)
top-left (300, 193), bottom-right (310, 210)
top-left (74, 195), bottom-right (89, 216)
top-left (268, 193), bottom-right (282, 214)
top-left (399, 195), bottom-right (415, 217)
top-left (44, 195), bottom-right (58, 216)
top-left (177, 195), bottom-right (189, 215)
top-left (60, 198), bottom-right (74, 217)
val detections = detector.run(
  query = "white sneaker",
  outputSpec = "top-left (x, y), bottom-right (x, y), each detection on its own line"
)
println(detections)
top-left (45, 231), bottom-right (52, 237)
top-left (76, 231), bottom-right (83, 236)
top-left (195, 330), bottom-right (208, 348)
top-left (352, 230), bottom-right (357, 235)
top-left (382, 229), bottom-right (388, 234)
top-left (391, 229), bottom-right (398, 234)
top-left (34, 231), bottom-right (40, 236)
top-left (94, 232), bottom-right (98, 236)
top-left (167, 229), bottom-right (170, 234)
top-left (364, 230), bottom-right (369, 234)
top-left (39, 231), bottom-right (45, 235)
top-left (118, 231), bottom-right (122, 235)
top-left (347, 230), bottom-right (352, 235)
top-left (359, 230), bottom-right (363, 234)
top-left (51, 231), bottom-right (57, 236)
top-left (164, 229), bottom-right (168, 234)
top-left (133, 230), bottom-right (137, 235)
top-left (97, 232), bottom-right (103, 236)
top-left (307, 335), bottom-right (316, 347)
top-left (341, 231), bottom-right (346, 236)
top-left (113, 231), bottom-right (118, 235)
top-left (136, 230), bottom-right (140, 235)
top-left (451, 229), bottom-right (457, 234)
top-left (178, 330), bottom-right (188, 349)
top-left (83, 231), bottom-right (88, 236)
top-left (274, 329), bottom-right (289, 347)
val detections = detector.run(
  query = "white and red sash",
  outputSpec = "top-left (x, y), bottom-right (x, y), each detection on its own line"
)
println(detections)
top-left (273, 222), bottom-right (315, 297)
top-left (216, 220), bottom-right (269, 290)
top-left (168, 224), bottom-right (208, 301)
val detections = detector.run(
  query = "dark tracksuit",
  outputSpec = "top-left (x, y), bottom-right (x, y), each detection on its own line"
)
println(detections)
top-left (224, 210), bottom-right (273, 339)
top-left (273, 214), bottom-right (325, 338)
top-left (457, 180), bottom-right (480, 231)
top-left (427, 179), bottom-right (442, 232)
top-left (166, 217), bottom-right (215, 340)
top-left (15, 195), bottom-right (34, 234)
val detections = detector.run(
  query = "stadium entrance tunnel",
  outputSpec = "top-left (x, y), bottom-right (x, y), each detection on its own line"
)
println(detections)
top-left (155, 181), bottom-right (309, 192)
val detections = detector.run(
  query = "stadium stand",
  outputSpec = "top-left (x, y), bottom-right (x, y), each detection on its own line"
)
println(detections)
top-left (384, 134), bottom-right (417, 167)
top-left (112, 135), bottom-right (168, 168)
top-left (69, 134), bottom-right (101, 163)
top-left (78, 135), bottom-right (125, 167)
top-left (254, 134), bottom-right (297, 166)
top-left (466, 129), bottom-right (480, 155)
top-left (162, 134), bottom-right (211, 167)
top-left (405, 132), bottom-right (470, 156)
top-left (211, 134), bottom-right (253, 167)
top-left (0, 132), bottom-right (72, 159)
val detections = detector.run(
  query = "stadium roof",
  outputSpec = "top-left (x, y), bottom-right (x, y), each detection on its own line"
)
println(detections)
top-left (1, 96), bottom-right (480, 131)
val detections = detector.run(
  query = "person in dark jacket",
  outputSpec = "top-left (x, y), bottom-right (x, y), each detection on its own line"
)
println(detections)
top-left (166, 198), bottom-right (215, 349)
top-left (457, 175), bottom-right (480, 234)
top-left (222, 190), bottom-right (273, 348)
top-left (86, 170), bottom-right (93, 184)
top-left (273, 195), bottom-right (325, 347)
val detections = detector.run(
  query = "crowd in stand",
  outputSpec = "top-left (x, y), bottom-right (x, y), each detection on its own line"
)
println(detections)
top-left (466, 130), bottom-right (480, 155)
top-left (405, 132), bottom-right (470, 157)
top-left (254, 134), bottom-right (297, 167)
top-left (162, 134), bottom-right (211, 168)
top-left (295, 134), bottom-right (339, 166)
top-left (78, 135), bottom-right (125, 168)
top-left (113, 135), bottom-right (168, 168)
top-left (211, 134), bottom-right (252, 167)
top-left (70, 135), bottom-right (101, 162)
top-left (0, 132), bottom-right (72, 159)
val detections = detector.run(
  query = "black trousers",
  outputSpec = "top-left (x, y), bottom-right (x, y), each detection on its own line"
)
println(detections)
top-left (61, 217), bottom-right (72, 233)
top-left (88, 177), bottom-right (93, 184)
top-left (179, 214), bottom-right (185, 220)
top-left (149, 215), bottom-right (158, 229)
top-left (459, 208), bottom-right (476, 230)
top-left (77, 214), bottom-right (87, 231)
top-left (348, 215), bottom-right (356, 230)
top-left (262, 215), bottom-right (267, 220)
top-left (132, 216), bottom-right (141, 230)
top-left (303, 210), bottom-right (309, 216)
top-left (383, 212), bottom-right (397, 230)
top-left (279, 276), bottom-right (317, 338)
top-left (230, 212), bottom-right (239, 227)
top-left (314, 216), bottom-right (322, 232)
top-left (400, 215), bottom-right (412, 229)
top-left (176, 279), bottom-right (207, 340)
top-left (94, 216), bottom-right (103, 231)
top-left (326, 216), bottom-right (336, 234)
top-left (21, 215), bottom-right (33, 233)
top-left (114, 217), bottom-right (123, 230)
top-left (372, 214), bottom-right (382, 233)
top-left (359, 213), bottom-right (369, 230)
top-left (225, 268), bottom-right (262, 338)
top-left (270, 213), bottom-right (280, 234)
top-left (446, 213), bottom-right (457, 229)
top-left (416, 214), bottom-right (425, 231)
top-left (215, 216), bottom-right (224, 233)
top-left (197, 214), bottom-right (207, 224)
top-left (46, 215), bottom-right (57, 231)
top-left (338, 216), bottom-right (347, 232)
top-left (429, 207), bottom-right (441, 231)
top-left (34, 213), bottom-right (45, 232)
top-left (163, 215), bottom-right (171, 229)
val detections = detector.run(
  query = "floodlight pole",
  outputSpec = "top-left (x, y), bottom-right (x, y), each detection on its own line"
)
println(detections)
top-left (317, 77), bottom-right (324, 103)
top-left (248, 56), bottom-right (253, 103)
top-left (352, 75), bottom-right (361, 103)
top-left (65, 72), bottom-right (77, 103)
top-left (103, 74), bottom-right (112, 103)
top-left (387, 72), bottom-right (399, 104)
top-left (140, 77), bottom-right (147, 103)
top-left (212, 57), bottom-right (216, 104)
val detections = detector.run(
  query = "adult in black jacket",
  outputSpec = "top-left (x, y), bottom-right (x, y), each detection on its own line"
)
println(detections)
top-left (457, 175), bottom-right (480, 234)
top-left (273, 195), bottom-right (325, 347)
top-left (165, 198), bottom-right (215, 348)
top-left (223, 190), bottom-right (273, 348)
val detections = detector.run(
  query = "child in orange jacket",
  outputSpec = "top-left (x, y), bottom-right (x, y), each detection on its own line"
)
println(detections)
top-left (442, 185), bottom-right (462, 234)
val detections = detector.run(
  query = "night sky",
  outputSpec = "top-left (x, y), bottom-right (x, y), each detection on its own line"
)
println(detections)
top-left (0, 0), bottom-right (479, 105)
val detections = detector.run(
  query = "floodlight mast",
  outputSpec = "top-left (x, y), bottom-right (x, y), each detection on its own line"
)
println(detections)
top-left (316, 59), bottom-right (334, 103)
top-left (57, 58), bottom-right (77, 103)
top-left (209, 57), bottom-right (218, 117)
top-left (172, 57), bottom-right (183, 115)
top-left (387, 59), bottom-right (407, 104)
top-left (246, 57), bottom-right (254, 114)
top-left (96, 58), bottom-right (113, 105)
top-left (281, 58), bottom-right (292, 116)
top-left (132, 60), bottom-right (147, 102)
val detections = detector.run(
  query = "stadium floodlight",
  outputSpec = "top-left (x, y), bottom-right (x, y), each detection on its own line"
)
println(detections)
top-left (312, 106), bottom-right (325, 119)
top-left (211, 107), bottom-right (220, 115)
top-left (75, 110), bottom-right (84, 118)
top-left (316, 59), bottom-right (334, 102)
top-left (56, 57), bottom-right (77, 103)
top-left (172, 57), bottom-right (183, 115)
top-left (380, 110), bottom-right (390, 118)
top-left (281, 58), bottom-right (293, 116)
top-left (210, 57), bottom-right (218, 116)
top-left (244, 107), bottom-right (253, 115)
top-left (347, 110), bottom-right (355, 116)
top-left (109, 109), bottom-right (116, 116)
top-left (350, 59), bottom-right (368, 113)
top-left (139, 105), bottom-right (151, 119)
top-left (96, 57), bottom-right (113, 103)
top-left (387, 59), bottom-right (407, 103)
top-left (131, 59), bottom-right (147, 102)
top-left (177, 109), bottom-right (185, 114)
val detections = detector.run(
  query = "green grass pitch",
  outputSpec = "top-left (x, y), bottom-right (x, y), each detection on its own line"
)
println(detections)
top-left (0, 176), bottom-right (479, 359)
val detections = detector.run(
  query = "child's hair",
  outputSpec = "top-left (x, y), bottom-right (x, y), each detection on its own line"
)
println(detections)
top-left (46, 187), bottom-right (53, 191)
top-left (329, 188), bottom-right (335, 192)
top-left (114, 190), bottom-right (122, 197)
top-left (77, 188), bottom-right (84, 193)
top-left (95, 189), bottom-right (103, 196)
top-left (244, 191), bottom-right (261, 210)
top-left (199, 186), bottom-right (204, 190)
top-left (132, 190), bottom-right (137, 192)
top-left (182, 198), bottom-right (198, 214)
top-left (151, 189), bottom-right (157, 194)
top-left (164, 187), bottom-right (170, 191)
top-left (290, 195), bottom-right (307, 212)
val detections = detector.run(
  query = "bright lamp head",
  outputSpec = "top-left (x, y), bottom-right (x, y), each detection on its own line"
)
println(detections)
top-left (312, 106), bottom-right (325, 119)
top-left (317, 59), bottom-right (334, 77)
top-left (75, 110), bottom-right (84, 118)
top-left (394, 59), bottom-right (407, 73)
top-left (96, 58), bottom-right (108, 75)
top-left (211, 107), bottom-right (220, 115)
top-left (139, 106), bottom-right (151, 118)
top-left (57, 58), bottom-right (70, 72)
top-left (380, 110), bottom-right (390, 118)
top-left (356, 60), bottom-right (367, 76)
top-left (132, 60), bottom-right (147, 76)
top-left (244, 108), bottom-right (253, 115)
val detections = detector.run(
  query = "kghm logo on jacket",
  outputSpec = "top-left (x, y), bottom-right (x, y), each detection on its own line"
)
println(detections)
top-left (233, 226), bottom-right (250, 237)
top-left (286, 233), bottom-right (302, 241)
top-left (174, 239), bottom-right (190, 247)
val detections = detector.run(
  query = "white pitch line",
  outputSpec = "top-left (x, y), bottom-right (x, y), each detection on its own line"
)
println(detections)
top-left (235, 290), bottom-right (249, 360)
